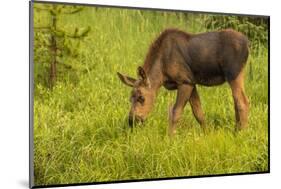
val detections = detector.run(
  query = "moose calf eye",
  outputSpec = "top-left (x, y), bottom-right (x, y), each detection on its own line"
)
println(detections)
top-left (138, 96), bottom-right (145, 104)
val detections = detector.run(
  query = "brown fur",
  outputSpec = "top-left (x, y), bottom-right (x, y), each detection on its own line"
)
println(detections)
top-left (229, 69), bottom-right (249, 130)
top-left (117, 28), bottom-right (249, 134)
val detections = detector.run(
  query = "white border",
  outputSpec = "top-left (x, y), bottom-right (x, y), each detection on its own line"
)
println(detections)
top-left (1, 0), bottom-right (279, 189)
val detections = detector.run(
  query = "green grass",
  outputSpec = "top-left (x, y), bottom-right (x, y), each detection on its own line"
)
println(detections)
top-left (33, 5), bottom-right (268, 186)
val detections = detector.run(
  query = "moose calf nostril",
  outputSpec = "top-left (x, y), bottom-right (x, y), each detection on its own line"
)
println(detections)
top-left (128, 115), bottom-right (144, 127)
top-left (128, 117), bottom-right (133, 127)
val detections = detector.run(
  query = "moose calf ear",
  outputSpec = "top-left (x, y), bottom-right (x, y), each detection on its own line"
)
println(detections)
top-left (117, 72), bottom-right (136, 87)
top-left (137, 66), bottom-right (147, 80)
top-left (137, 66), bottom-right (151, 88)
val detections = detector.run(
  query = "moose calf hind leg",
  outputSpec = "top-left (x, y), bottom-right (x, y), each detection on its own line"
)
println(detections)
top-left (233, 90), bottom-right (249, 130)
top-left (229, 71), bottom-right (249, 131)
top-left (189, 87), bottom-right (206, 128)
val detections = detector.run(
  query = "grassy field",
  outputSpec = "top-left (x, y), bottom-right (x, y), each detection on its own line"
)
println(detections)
top-left (33, 5), bottom-right (269, 186)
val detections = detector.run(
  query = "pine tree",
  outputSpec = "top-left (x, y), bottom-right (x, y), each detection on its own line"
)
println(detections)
top-left (34, 3), bottom-right (91, 88)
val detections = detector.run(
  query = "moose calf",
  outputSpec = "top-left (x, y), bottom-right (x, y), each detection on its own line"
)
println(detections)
top-left (118, 28), bottom-right (249, 136)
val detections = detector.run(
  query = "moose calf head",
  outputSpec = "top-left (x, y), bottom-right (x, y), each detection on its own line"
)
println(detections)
top-left (117, 66), bottom-right (156, 127)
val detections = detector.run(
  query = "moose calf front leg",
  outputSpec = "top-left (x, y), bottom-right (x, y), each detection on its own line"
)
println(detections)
top-left (169, 84), bottom-right (194, 136)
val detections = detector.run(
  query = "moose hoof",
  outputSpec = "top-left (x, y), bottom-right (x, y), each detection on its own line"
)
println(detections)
top-left (168, 129), bottom-right (177, 137)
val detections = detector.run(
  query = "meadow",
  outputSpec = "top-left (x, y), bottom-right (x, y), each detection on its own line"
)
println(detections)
top-left (33, 4), bottom-right (269, 186)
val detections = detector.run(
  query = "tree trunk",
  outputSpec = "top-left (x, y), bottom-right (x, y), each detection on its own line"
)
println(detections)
top-left (49, 15), bottom-right (57, 88)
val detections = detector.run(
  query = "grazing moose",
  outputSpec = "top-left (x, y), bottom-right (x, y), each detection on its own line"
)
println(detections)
top-left (117, 28), bottom-right (249, 136)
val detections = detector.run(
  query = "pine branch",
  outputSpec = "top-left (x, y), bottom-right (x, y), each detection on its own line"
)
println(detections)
top-left (34, 26), bottom-right (51, 30)
top-left (34, 6), bottom-right (51, 12)
top-left (61, 7), bottom-right (84, 14)
top-left (64, 27), bottom-right (91, 39)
